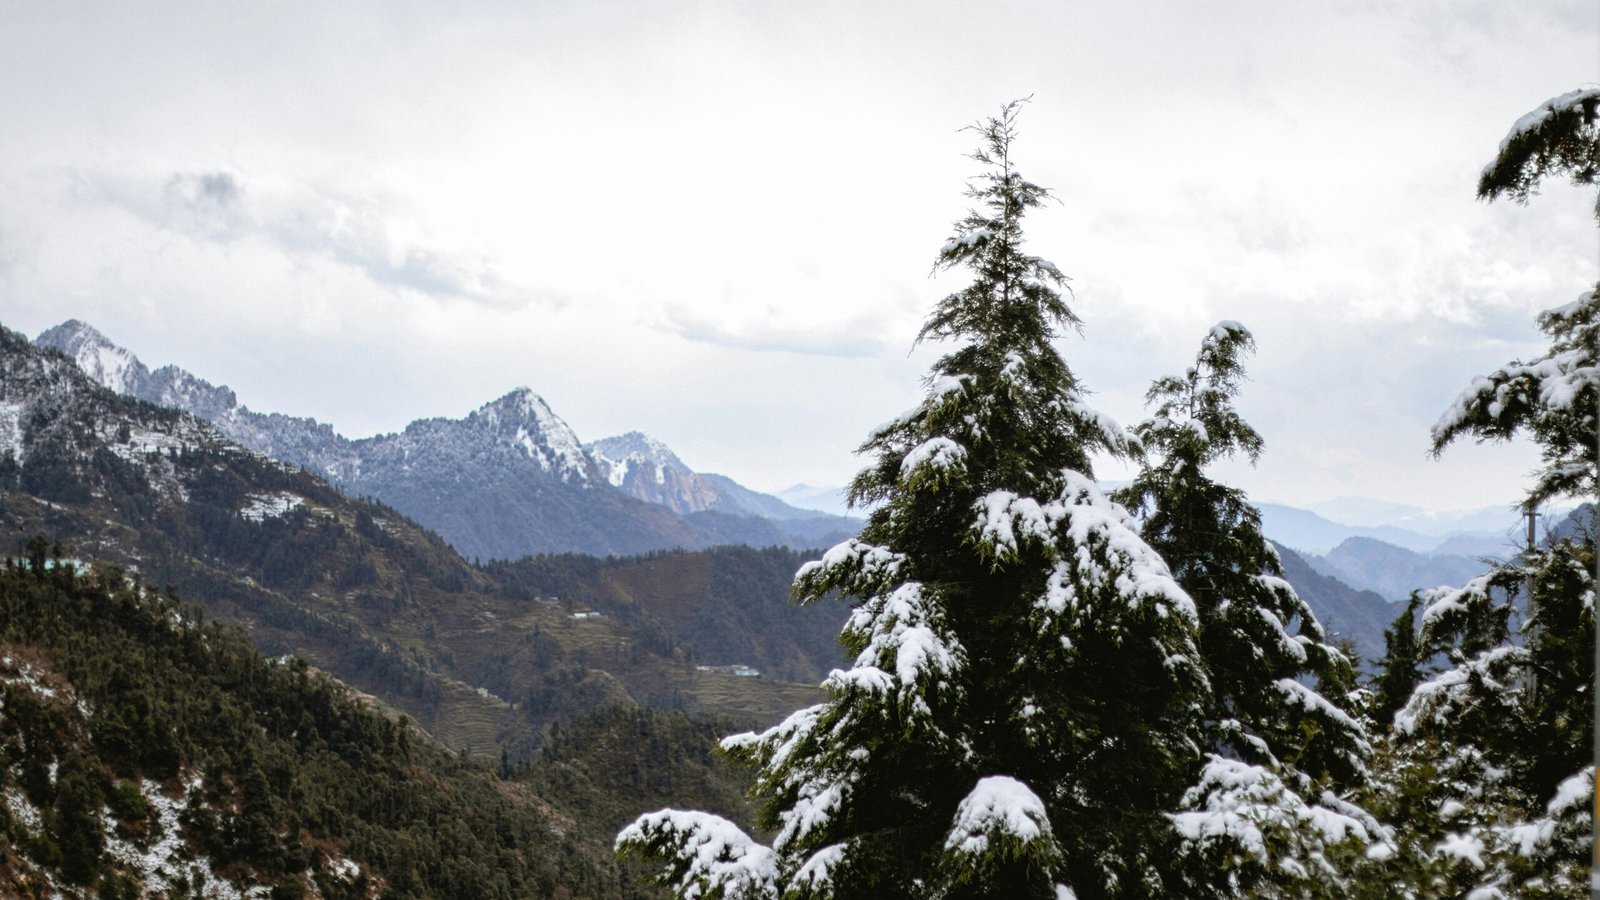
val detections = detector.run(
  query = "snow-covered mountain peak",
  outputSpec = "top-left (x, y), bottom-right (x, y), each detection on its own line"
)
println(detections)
top-left (587, 431), bottom-right (689, 487)
top-left (36, 320), bottom-right (149, 395)
top-left (474, 388), bottom-right (592, 483)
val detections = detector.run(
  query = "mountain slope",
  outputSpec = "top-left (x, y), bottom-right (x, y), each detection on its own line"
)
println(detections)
top-left (485, 545), bottom-right (853, 685)
top-left (35, 320), bottom-right (857, 560)
top-left (0, 547), bottom-right (779, 898)
top-left (590, 432), bottom-right (853, 521)
top-left (1312, 537), bottom-right (1491, 603)
top-left (3, 323), bottom-right (828, 754)
top-left (1271, 541), bottom-right (1399, 668)
top-left (0, 553), bottom-right (646, 898)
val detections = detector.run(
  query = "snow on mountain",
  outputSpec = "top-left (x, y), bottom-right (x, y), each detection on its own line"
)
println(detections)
top-left (586, 432), bottom-right (858, 532)
top-left (0, 400), bottom-right (22, 461)
top-left (31, 319), bottom-right (858, 558)
top-left (586, 431), bottom-right (720, 512)
top-left (2, 324), bottom-right (246, 514)
top-left (589, 431), bottom-right (689, 487)
top-left (475, 387), bottom-right (596, 485)
top-left (35, 320), bottom-right (359, 482)
top-left (36, 319), bottom-right (151, 395)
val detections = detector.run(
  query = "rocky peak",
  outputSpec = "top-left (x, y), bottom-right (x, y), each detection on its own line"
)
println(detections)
top-left (37, 320), bottom-right (245, 427)
top-left (587, 431), bottom-right (690, 488)
top-left (36, 319), bottom-right (151, 396)
top-left (468, 388), bottom-right (594, 485)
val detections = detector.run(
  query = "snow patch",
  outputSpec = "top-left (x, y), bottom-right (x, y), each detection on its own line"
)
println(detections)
top-left (101, 775), bottom-right (274, 899)
top-left (1492, 87), bottom-right (1600, 162)
top-left (3, 786), bottom-right (41, 833)
top-left (943, 775), bottom-right (1053, 858)
top-left (1173, 757), bottom-right (1381, 878)
top-left (616, 809), bottom-right (778, 897)
top-left (1437, 832), bottom-right (1486, 869)
top-left (239, 491), bottom-right (304, 522)
top-left (0, 401), bottom-right (23, 462)
top-left (941, 227), bottom-right (994, 255)
top-left (844, 582), bottom-right (963, 691)
top-left (900, 437), bottom-right (967, 481)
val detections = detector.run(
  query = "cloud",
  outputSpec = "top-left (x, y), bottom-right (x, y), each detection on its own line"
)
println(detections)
top-left (661, 304), bottom-right (896, 358)
top-left (72, 167), bottom-right (537, 309)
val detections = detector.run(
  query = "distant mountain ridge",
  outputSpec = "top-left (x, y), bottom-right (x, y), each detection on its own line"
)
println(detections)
top-left (12, 319), bottom-right (1405, 674)
top-left (1254, 501), bottom-right (1517, 557)
top-left (35, 319), bottom-right (859, 559)
top-left (1308, 537), bottom-right (1489, 604)
top-left (1268, 541), bottom-right (1398, 669)
top-left (2, 320), bottom-right (832, 745)
top-left (588, 430), bottom-right (836, 522)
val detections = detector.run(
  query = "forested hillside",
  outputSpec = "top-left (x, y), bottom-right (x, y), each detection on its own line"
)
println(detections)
top-left (0, 325), bottom-right (828, 763)
top-left (0, 544), bottom-right (650, 898)
top-left (485, 546), bottom-right (851, 684)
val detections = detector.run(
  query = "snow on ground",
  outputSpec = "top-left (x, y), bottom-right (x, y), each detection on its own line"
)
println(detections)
top-left (101, 775), bottom-right (275, 899)
top-left (0, 400), bottom-right (22, 462)
top-left (239, 492), bottom-right (305, 522)
top-left (3, 786), bottom-right (41, 833)
top-left (106, 424), bottom-right (200, 459)
top-left (0, 654), bottom-right (60, 702)
top-left (327, 855), bottom-right (361, 881)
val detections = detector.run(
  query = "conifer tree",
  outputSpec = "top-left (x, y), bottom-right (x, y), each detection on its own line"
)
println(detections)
top-left (1366, 86), bottom-right (1599, 898)
top-left (619, 100), bottom-right (1209, 898)
top-left (1114, 325), bottom-right (1382, 896)
top-left (1372, 594), bottom-right (1422, 722)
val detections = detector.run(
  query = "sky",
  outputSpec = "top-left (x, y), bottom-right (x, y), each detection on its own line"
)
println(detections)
top-left (1, 1), bottom-right (1596, 515)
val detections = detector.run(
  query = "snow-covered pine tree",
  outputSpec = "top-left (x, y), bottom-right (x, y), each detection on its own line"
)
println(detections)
top-left (618, 100), bottom-right (1210, 898)
top-left (1114, 324), bottom-right (1383, 896)
top-left (1365, 86), bottom-right (1600, 899)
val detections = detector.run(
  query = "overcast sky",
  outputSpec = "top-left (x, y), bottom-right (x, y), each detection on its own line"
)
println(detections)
top-left (1, 2), bottom-right (1596, 514)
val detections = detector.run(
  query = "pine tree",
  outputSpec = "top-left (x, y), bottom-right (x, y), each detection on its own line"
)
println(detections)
top-left (1114, 324), bottom-right (1382, 896)
top-left (1372, 594), bottom-right (1422, 722)
top-left (1365, 86), bottom-right (1599, 898)
top-left (619, 100), bottom-right (1209, 898)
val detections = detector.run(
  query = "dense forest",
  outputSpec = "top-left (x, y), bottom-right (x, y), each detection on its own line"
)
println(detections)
top-left (0, 538), bottom-right (778, 897)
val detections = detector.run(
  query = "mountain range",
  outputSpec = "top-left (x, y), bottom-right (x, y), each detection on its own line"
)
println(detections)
top-left (35, 320), bottom-right (859, 560)
top-left (1, 322), bottom-right (835, 751)
top-left (11, 320), bottom-right (1410, 665)
top-left (1254, 501), bottom-right (1523, 558)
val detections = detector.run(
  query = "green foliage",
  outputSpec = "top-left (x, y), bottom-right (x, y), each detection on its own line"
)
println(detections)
top-left (1116, 324), bottom-right (1379, 896)
top-left (0, 550), bottom-right (647, 898)
top-left (1371, 594), bottom-right (1422, 722)
top-left (1361, 85), bottom-right (1600, 898)
top-left (623, 100), bottom-right (1209, 899)
top-left (1477, 87), bottom-right (1600, 217)
top-left (487, 545), bottom-right (850, 684)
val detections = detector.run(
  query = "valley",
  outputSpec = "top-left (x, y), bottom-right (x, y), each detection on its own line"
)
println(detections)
top-left (0, 316), bottom-right (1546, 894)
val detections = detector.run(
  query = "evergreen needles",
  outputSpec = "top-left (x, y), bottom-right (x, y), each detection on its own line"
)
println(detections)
top-left (623, 100), bottom-right (1206, 899)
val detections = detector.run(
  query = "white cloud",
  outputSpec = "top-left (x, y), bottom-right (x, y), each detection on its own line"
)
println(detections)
top-left (69, 167), bottom-right (527, 308)
top-left (0, 0), bottom-right (1594, 512)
